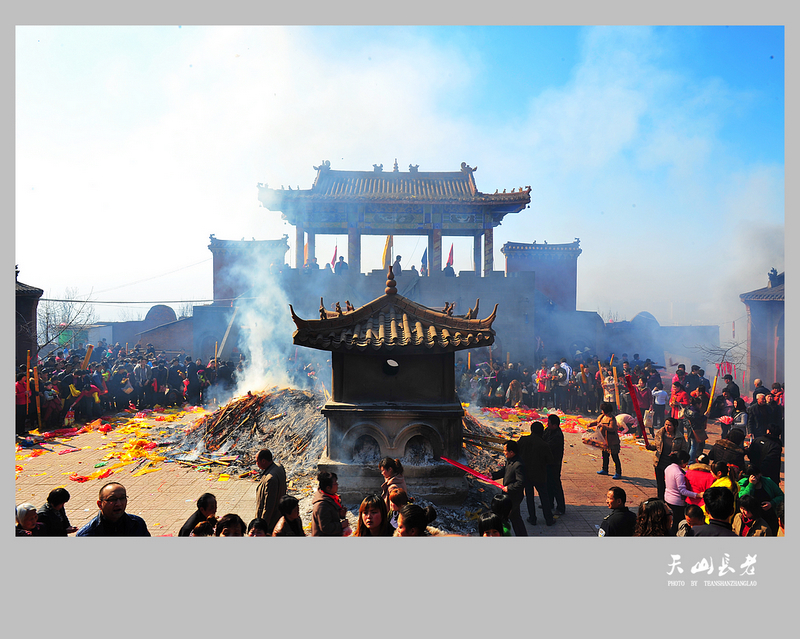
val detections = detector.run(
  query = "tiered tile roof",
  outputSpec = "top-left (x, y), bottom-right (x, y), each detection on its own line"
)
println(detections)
top-left (259, 161), bottom-right (531, 207)
top-left (289, 268), bottom-right (497, 354)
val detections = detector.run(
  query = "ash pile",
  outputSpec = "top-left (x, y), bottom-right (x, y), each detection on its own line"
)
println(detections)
top-left (167, 387), bottom-right (327, 480)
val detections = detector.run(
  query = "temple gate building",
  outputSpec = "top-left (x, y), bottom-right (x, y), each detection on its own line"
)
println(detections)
top-left (257, 160), bottom-right (531, 276)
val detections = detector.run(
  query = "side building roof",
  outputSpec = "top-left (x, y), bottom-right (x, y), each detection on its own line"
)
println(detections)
top-left (740, 270), bottom-right (785, 302)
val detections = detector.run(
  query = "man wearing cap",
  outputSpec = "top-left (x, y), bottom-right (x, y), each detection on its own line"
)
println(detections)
top-left (722, 374), bottom-right (740, 401)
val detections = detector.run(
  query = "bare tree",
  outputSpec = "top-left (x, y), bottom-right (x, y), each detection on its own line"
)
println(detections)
top-left (116, 307), bottom-right (143, 322)
top-left (36, 288), bottom-right (97, 354)
top-left (690, 339), bottom-right (747, 373)
top-left (177, 302), bottom-right (194, 319)
top-left (599, 308), bottom-right (625, 323)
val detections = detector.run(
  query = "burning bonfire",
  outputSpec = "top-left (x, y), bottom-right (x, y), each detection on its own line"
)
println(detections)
top-left (166, 387), bottom-right (327, 480)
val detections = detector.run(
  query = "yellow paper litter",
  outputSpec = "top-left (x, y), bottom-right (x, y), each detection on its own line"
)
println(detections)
top-left (133, 467), bottom-right (161, 477)
top-left (218, 474), bottom-right (230, 481)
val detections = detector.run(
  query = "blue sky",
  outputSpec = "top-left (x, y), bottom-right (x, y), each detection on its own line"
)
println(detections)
top-left (15, 25), bottom-right (784, 331)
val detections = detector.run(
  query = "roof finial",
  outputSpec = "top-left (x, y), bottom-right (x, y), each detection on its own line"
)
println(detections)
top-left (393, 158), bottom-right (399, 172)
top-left (385, 265), bottom-right (397, 295)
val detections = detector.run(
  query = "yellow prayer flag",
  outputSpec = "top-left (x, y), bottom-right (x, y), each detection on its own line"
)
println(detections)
top-left (382, 235), bottom-right (393, 270)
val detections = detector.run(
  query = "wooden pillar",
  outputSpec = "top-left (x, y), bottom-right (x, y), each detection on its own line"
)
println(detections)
top-left (295, 225), bottom-right (304, 269)
top-left (432, 229), bottom-right (442, 273)
top-left (348, 226), bottom-right (361, 274)
top-left (473, 233), bottom-right (482, 275)
top-left (307, 232), bottom-right (316, 266)
top-left (483, 227), bottom-right (494, 274)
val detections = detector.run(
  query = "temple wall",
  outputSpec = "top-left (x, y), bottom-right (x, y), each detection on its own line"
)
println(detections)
top-left (277, 268), bottom-right (541, 365)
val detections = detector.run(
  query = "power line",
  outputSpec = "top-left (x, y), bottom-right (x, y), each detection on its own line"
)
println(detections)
top-left (40, 298), bottom-right (215, 305)
top-left (92, 258), bottom-right (212, 294)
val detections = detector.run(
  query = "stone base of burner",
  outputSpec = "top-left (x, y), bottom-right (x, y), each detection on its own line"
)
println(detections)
top-left (317, 455), bottom-right (469, 506)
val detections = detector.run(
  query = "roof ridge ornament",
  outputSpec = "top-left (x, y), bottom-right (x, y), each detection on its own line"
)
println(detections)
top-left (373, 163), bottom-right (384, 172)
top-left (385, 266), bottom-right (397, 295)
top-left (393, 158), bottom-right (399, 172)
top-left (409, 164), bottom-right (419, 173)
top-left (313, 160), bottom-right (331, 171)
top-left (460, 161), bottom-right (477, 174)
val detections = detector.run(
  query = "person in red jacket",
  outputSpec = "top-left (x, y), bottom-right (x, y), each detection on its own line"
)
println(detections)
top-left (16, 372), bottom-right (30, 436)
top-left (669, 382), bottom-right (691, 436)
top-left (684, 453), bottom-right (715, 510)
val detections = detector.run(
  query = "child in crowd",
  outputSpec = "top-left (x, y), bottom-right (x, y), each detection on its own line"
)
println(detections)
top-left (490, 494), bottom-right (513, 537)
top-left (478, 512), bottom-right (504, 537)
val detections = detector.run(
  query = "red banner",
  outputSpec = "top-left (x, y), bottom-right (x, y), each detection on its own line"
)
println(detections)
top-left (440, 456), bottom-right (504, 488)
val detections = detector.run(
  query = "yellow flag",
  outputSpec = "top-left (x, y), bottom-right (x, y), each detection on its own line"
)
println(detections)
top-left (382, 235), bottom-right (393, 270)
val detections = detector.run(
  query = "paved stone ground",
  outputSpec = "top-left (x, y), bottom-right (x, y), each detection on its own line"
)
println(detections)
top-left (14, 406), bottom-right (784, 537)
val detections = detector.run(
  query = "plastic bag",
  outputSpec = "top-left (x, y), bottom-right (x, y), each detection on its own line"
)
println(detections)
top-left (643, 409), bottom-right (654, 429)
top-left (582, 427), bottom-right (607, 450)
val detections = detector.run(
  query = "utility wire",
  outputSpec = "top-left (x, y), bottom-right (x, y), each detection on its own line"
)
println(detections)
top-left (40, 298), bottom-right (215, 305)
top-left (92, 258), bottom-right (212, 294)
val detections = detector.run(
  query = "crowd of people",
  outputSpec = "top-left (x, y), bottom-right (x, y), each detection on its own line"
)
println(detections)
top-left (15, 338), bottom-right (330, 437)
top-left (16, 450), bottom-right (438, 537)
top-left (16, 345), bottom-right (784, 538)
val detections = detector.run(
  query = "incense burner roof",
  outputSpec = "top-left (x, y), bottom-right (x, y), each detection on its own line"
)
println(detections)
top-left (289, 269), bottom-right (497, 354)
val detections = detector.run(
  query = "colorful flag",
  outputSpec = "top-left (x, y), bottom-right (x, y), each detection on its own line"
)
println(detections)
top-left (382, 235), bottom-right (393, 270)
top-left (446, 243), bottom-right (454, 267)
top-left (331, 244), bottom-right (337, 268)
top-left (421, 247), bottom-right (428, 268)
top-left (303, 242), bottom-right (308, 267)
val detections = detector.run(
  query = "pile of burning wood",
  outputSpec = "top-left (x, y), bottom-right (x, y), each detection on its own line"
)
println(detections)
top-left (167, 387), bottom-right (326, 478)
top-left (460, 408), bottom-right (507, 479)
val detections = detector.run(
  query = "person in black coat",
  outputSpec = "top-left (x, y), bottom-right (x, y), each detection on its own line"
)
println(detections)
top-left (598, 486), bottom-right (636, 537)
top-left (689, 486), bottom-right (737, 537)
top-left (517, 421), bottom-right (555, 526)
top-left (707, 429), bottom-right (747, 476)
top-left (751, 379), bottom-right (772, 403)
top-left (543, 413), bottom-right (566, 515)
top-left (491, 440), bottom-right (528, 536)
top-left (178, 492), bottom-right (218, 536)
top-left (747, 394), bottom-right (772, 439)
top-left (745, 424), bottom-right (783, 487)
top-left (37, 488), bottom-right (78, 536)
top-left (722, 375), bottom-right (740, 401)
